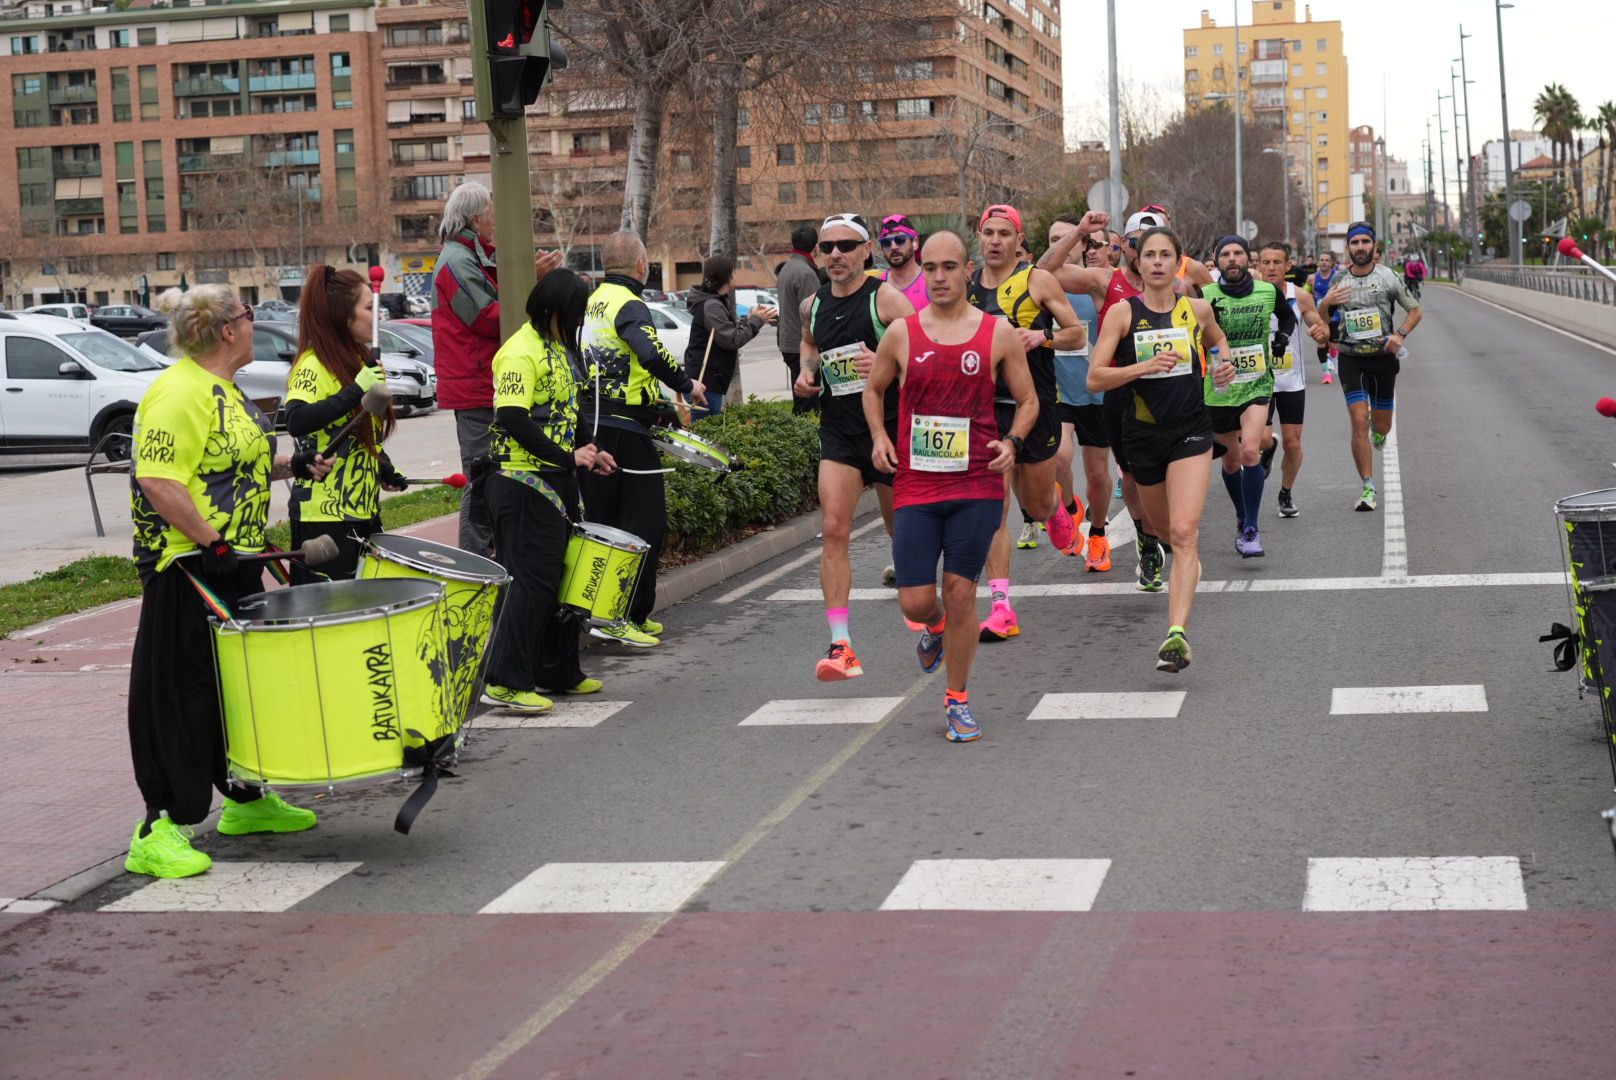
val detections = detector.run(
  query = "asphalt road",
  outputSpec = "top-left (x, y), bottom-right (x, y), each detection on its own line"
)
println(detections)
top-left (6, 288), bottom-right (1616, 1078)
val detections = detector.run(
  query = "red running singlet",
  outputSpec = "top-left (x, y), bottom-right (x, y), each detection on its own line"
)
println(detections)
top-left (894, 311), bottom-right (1005, 509)
top-left (1098, 267), bottom-right (1141, 324)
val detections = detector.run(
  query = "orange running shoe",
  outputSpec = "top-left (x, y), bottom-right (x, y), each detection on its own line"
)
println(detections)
top-left (815, 640), bottom-right (864, 681)
top-left (1085, 534), bottom-right (1113, 572)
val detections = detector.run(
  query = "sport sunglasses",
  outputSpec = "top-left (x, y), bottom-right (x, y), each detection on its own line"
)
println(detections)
top-left (877, 235), bottom-right (912, 247)
top-left (818, 239), bottom-right (864, 254)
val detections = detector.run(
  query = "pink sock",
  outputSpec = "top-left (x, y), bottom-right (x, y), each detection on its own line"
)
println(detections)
top-left (989, 579), bottom-right (1010, 607)
top-left (826, 607), bottom-right (850, 643)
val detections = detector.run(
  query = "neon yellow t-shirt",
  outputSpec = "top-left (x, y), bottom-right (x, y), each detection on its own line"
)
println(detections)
top-left (489, 324), bottom-right (579, 472)
top-left (283, 350), bottom-right (382, 523)
top-left (130, 356), bottom-right (273, 578)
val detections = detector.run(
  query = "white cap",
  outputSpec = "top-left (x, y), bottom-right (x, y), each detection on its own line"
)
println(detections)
top-left (1124, 211), bottom-right (1165, 235)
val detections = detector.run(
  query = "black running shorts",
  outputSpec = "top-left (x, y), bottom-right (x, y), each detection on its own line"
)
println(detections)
top-left (1121, 414), bottom-right (1215, 487)
top-left (1269, 388), bottom-right (1305, 426)
top-left (995, 400), bottom-right (1060, 465)
top-left (819, 421), bottom-right (894, 487)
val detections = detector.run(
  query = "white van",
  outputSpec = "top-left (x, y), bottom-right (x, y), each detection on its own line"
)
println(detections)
top-left (0, 312), bottom-right (165, 459)
top-left (24, 303), bottom-right (93, 325)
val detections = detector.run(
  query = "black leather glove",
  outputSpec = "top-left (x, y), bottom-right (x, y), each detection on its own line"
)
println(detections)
top-left (290, 444), bottom-right (322, 481)
top-left (198, 538), bottom-right (238, 576)
top-left (1270, 332), bottom-right (1290, 360)
top-left (379, 460), bottom-right (408, 490)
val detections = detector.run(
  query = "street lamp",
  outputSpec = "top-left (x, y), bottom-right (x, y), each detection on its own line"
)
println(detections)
top-left (1495, 0), bottom-right (1520, 263)
top-left (1457, 26), bottom-right (1479, 258)
top-left (1262, 146), bottom-right (1291, 250)
top-left (1204, 91), bottom-right (1244, 234)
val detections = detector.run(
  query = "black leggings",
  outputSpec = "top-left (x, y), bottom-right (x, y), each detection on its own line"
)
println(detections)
top-left (127, 564), bottom-right (265, 825)
top-left (579, 428), bottom-right (664, 624)
top-left (482, 473), bottom-right (586, 693)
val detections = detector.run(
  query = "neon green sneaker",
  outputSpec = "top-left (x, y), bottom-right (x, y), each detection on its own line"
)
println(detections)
top-left (635, 617), bottom-right (664, 637)
top-left (125, 817), bottom-right (211, 879)
top-left (1355, 483), bottom-right (1378, 512)
top-left (564, 677), bottom-right (604, 694)
top-left (480, 685), bottom-right (554, 713)
top-left (217, 791), bottom-right (317, 836)
top-left (591, 624), bottom-right (659, 648)
top-left (1155, 627), bottom-right (1192, 673)
top-left (1371, 430), bottom-right (1387, 450)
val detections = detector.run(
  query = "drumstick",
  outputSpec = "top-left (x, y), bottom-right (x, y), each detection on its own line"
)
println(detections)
top-left (326, 384), bottom-right (392, 458)
top-left (398, 473), bottom-right (468, 488)
top-left (236, 534), bottom-right (341, 567)
top-left (369, 265), bottom-right (385, 365)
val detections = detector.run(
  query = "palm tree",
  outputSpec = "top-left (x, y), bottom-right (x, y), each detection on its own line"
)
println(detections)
top-left (1534, 83), bottom-right (1581, 205)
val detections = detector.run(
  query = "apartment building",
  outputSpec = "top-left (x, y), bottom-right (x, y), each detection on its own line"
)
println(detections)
top-left (0, 0), bottom-right (384, 307)
top-left (1183, 0), bottom-right (1351, 249)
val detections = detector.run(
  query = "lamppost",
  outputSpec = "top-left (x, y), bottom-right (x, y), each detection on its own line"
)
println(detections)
top-left (1457, 26), bottom-right (1479, 256)
top-left (1495, 0), bottom-right (1520, 263)
top-left (1436, 95), bottom-right (1451, 230)
top-left (1106, 0), bottom-right (1121, 210)
top-left (1262, 146), bottom-right (1291, 250)
top-left (1375, 136), bottom-right (1388, 246)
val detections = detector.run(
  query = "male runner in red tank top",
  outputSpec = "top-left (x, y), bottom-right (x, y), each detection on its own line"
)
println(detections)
top-left (866, 231), bottom-right (1036, 744)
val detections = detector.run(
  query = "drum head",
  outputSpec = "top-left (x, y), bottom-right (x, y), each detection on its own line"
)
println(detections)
top-left (575, 521), bottom-right (651, 553)
top-left (232, 579), bottom-right (442, 626)
top-left (650, 428), bottom-right (733, 473)
top-left (367, 533), bottom-right (508, 583)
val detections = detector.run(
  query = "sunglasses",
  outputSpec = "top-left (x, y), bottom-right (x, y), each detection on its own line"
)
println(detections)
top-left (877, 235), bottom-right (911, 247)
top-left (230, 307), bottom-right (256, 324)
top-left (818, 239), bottom-right (864, 254)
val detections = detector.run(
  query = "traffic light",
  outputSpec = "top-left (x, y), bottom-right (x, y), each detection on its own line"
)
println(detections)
top-left (474, 0), bottom-right (567, 120)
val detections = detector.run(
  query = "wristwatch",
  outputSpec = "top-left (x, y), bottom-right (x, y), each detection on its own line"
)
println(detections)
top-left (1007, 434), bottom-right (1025, 453)
top-left (1042, 327), bottom-right (1056, 343)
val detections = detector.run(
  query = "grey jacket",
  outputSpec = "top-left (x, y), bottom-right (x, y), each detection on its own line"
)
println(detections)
top-left (774, 252), bottom-right (819, 355)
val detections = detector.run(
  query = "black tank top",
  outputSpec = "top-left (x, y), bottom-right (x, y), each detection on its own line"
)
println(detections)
top-left (1118, 295), bottom-right (1207, 427)
top-left (811, 277), bottom-right (895, 435)
top-left (967, 263), bottom-right (1056, 405)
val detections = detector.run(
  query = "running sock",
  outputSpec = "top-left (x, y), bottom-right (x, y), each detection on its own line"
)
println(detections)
top-left (1168, 624), bottom-right (1187, 639)
top-left (945, 688), bottom-right (969, 705)
top-left (1279, 487), bottom-right (1292, 498)
top-left (1021, 510), bottom-right (1036, 525)
top-left (1221, 467), bottom-right (1244, 517)
top-left (989, 578), bottom-right (1010, 607)
top-left (1065, 499), bottom-right (1079, 517)
top-left (826, 607), bottom-right (850, 644)
top-left (1240, 464), bottom-right (1265, 529)
top-left (139, 811), bottom-right (160, 839)
top-left (926, 618), bottom-right (946, 635)
top-left (1090, 523), bottom-right (1106, 537)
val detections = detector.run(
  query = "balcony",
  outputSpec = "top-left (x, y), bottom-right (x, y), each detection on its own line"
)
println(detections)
top-left (258, 149), bottom-right (320, 168)
top-left (55, 197), bottom-right (104, 215)
top-left (1251, 59), bottom-right (1287, 85)
top-left (53, 159), bottom-right (102, 178)
top-left (174, 75), bottom-right (241, 97)
top-left (248, 73), bottom-right (316, 93)
top-left (47, 83), bottom-right (98, 105)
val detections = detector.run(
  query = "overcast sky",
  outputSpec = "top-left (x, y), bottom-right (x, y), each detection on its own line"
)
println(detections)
top-left (1062, 0), bottom-right (1616, 194)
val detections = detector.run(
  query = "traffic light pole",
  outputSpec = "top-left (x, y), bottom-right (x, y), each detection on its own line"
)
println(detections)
top-left (468, 1), bottom-right (536, 342)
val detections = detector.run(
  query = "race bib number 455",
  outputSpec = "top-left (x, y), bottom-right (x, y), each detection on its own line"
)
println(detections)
top-left (1228, 343), bottom-right (1267, 383)
top-left (819, 344), bottom-right (866, 396)
top-left (909, 414), bottom-right (970, 472)
top-left (1134, 327), bottom-right (1194, 379)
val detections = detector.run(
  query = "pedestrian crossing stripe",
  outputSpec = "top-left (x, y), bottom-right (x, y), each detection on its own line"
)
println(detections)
top-left (1329, 685), bottom-right (1488, 714)
top-left (477, 700), bottom-right (632, 729)
top-left (879, 859), bottom-right (1112, 912)
top-left (479, 861), bottom-right (726, 914)
top-left (1303, 857), bottom-right (1527, 911)
top-left (739, 697), bottom-right (906, 726)
top-left (101, 861), bottom-right (361, 913)
top-left (1028, 692), bottom-right (1187, 720)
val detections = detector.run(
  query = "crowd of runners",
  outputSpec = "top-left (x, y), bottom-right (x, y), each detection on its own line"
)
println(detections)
top-left (793, 205), bottom-right (1421, 742)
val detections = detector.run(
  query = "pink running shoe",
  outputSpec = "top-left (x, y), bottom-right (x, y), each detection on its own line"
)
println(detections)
top-left (1044, 499), bottom-right (1077, 553)
top-left (977, 602), bottom-right (1020, 642)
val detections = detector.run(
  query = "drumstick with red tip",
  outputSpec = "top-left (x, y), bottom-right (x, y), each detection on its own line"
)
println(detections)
top-left (397, 473), bottom-right (468, 488)
top-left (1557, 237), bottom-right (1616, 285)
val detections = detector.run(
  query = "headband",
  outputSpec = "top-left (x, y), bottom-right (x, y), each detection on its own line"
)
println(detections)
top-left (1346, 223), bottom-right (1376, 242)
top-left (821, 213), bottom-right (869, 241)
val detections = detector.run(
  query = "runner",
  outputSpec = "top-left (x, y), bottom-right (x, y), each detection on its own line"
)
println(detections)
top-left (1309, 250), bottom-right (1341, 383)
top-left (1137, 203), bottom-right (1216, 294)
top-left (1038, 208), bottom-right (1179, 591)
top-left (967, 204), bottom-right (1088, 641)
top-left (794, 212), bottom-right (917, 679)
top-left (1047, 213), bottom-right (1115, 571)
top-left (866, 230), bottom-right (1036, 742)
top-left (1089, 225), bottom-right (1235, 671)
top-left (1316, 222), bottom-right (1422, 511)
top-left (1201, 235), bottom-right (1296, 556)
top-left (1255, 241), bottom-right (1330, 518)
top-left (875, 214), bottom-right (929, 311)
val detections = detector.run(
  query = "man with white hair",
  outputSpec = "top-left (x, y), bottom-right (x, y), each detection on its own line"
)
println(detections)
top-left (431, 181), bottom-right (559, 556)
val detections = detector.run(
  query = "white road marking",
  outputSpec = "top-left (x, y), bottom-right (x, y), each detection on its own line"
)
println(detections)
top-left (1330, 684), bottom-right (1488, 714)
top-left (1380, 419), bottom-right (1407, 577)
top-left (479, 861), bottom-right (725, 914)
top-left (1028, 691), bottom-right (1187, 720)
top-left (765, 571), bottom-right (1565, 602)
top-left (0, 898), bottom-right (58, 914)
top-left (102, 861), bottom-right (360, 913)
top-left (879, 858), bottom-right (1112, 911)
top-left (1303, 856), bottom-right (1527, 911)
top-left (714, 516), bottom-right (887, 604)
top-left (739, 697), bottom-right (905, 726)
top-left (1444, 284), bottom-right (1616, 359)
top-left (475, 700), bottom-right (632, 729)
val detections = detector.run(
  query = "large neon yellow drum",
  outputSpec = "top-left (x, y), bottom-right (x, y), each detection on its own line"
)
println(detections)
top-left (213, 579), bottom-right (449, 789)
top-left (558, 522), bottom-right (649, 627)
top-left (358, 533), bottom-right (510, 742)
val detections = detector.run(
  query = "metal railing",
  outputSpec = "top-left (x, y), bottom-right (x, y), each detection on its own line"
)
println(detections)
top-left (1463, 264), bottom-right (1616, 307)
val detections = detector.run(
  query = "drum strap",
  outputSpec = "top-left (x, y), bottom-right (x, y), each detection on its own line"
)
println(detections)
top-left (497, 468), bottom-right (578, 523)
top-left (1540, 621), bottom-right (1580, 672)
top-left (394, 734), bottom-right (458, 836)
top-left (178, 546), bottom-right (291, 621)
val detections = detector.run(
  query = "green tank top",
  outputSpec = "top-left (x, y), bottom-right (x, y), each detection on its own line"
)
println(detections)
top-left (1201, 279), bottom-right (1277, 407)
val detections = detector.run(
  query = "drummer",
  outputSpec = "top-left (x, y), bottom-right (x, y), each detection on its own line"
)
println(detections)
top-left (480, 269), bottom-right (617, 713)
top-left (282, 265), bottom-right (407, 582)
top-left (125, 286), bottom-right (329, 879)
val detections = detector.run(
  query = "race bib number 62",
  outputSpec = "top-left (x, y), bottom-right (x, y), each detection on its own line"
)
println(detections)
top-left (1133, 327), bottom-right (1194, 379)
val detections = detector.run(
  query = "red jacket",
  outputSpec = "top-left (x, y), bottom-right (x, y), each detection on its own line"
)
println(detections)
top-left (431, 229), bottom-right (501, 410)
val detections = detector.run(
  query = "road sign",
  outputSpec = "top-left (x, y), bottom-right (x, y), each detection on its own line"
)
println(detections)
top-left (1241, 218), bottom-right (1259, 241)
top-left (1086, 178), bottom-right (1129, 221)
top-left (1507, 199), bottom-right (1532, 223)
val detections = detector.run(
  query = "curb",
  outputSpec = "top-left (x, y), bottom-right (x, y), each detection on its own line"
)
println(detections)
top-left (16, 492), bottom-right (876, 909)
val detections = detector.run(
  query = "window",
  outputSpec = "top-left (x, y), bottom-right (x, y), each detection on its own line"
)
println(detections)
top-left (803, 103), bottom-right (821, 125)
top-left (1314, 86), bottom-right (1327, 99)
top-left (1213, 43), bottom-right (1223, 55)
top-left (736, 184), bottom-right (751, 206)
top-left (1291, 63), bottom-right (1302, 76)
top-left (1186, 45), bottom-right (1198, 57)
top-left (736, 107), bottom-right (749, 129)
top-left (331, 53), bottom-right (352, 77)
top-left (803, 143), bottom-right (822, 165)
top-left (894, 60), bottom-right (933, 80)
top-left (806, 180), bottom-right (825, 201)
top-left (1317, 156), bottom-right (1328, 171)
top-left (736, 145), bottom-right (750, 169)
top-left (829, 102), bottom-right (847, 124)
top-left (156, 252), bottom-right (175, 270)
top-left (860, 100), bottom-right (877, 120)
top-left (109, 29), bottom-right (130, 48)
top-left (1186, 69), bottom-right (1199, 83)
top-left (1289, 39), bottom-right (1301, 52)
top-left (777, 143), bottom-right (795, 166)
top-left (5, 337), bottom-right (75, 381)
top-left (137, 28), bottom-right (156, 46)
top-left (1291, 88), bottom-right (1302, 101)
top-left (896, 98), bottom-right (934, 120)
top-left (1318, 180), bottom-right (1328, 195)
top-left (331, 15), bottom-right (351, 32)
top-left (1316, 37), bottom-right (1327, 51)
top-left (777, 182), bottom-right (796, 205)
top-left (1315, 62), bottom-right (1327, 75)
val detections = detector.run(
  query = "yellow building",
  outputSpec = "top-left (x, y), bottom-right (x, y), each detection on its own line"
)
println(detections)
top-left (1183, 1), bottom-right (1351, 253)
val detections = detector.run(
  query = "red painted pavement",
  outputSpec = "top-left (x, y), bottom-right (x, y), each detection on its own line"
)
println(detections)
top-left (4, 911), bottom-right (1614, 1079)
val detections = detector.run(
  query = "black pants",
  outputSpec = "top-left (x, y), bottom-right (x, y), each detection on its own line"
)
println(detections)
top-left (289, 515), bottom-right (381, 584)
top-left (127, 563), bottom-right (265, 825)
top-left (454, 407), bottom-right (496, 558)
top-left (483, 473), bottom-right (586, 693)
top-left (579, 426), bottom-right (663, 624)
top-left (782, 351), bottom-right (817, 415)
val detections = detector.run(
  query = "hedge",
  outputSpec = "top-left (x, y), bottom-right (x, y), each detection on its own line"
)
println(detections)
top-left (663, 399), bottom-right (822, 558)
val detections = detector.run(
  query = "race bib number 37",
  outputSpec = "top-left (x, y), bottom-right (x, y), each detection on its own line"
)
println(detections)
top-left (819, 344), bottom-right (866, 396)
top-left (1133, 327), bottom-right (1194, 379)
top-left (909, 414), bottom-right (970, 472)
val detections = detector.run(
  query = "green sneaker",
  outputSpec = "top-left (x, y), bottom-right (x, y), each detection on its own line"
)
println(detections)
top-left (591, 624), bottom-right (659, 648)
top-left (480, 685), bottom-right (554, 713)
top-left (635, 617), bottom-right (664, 637)
top-left (1371, 430), bottom-right (1387, 449)
top-left (217, 791), bottom-right (317, 836)
top-left (1355, 483), bottom-right (1378, 512)
top-left (125, 817), bottom-right (211, 879)
top-left (558, 677), bottom-right (604, 695)
top-left (1155, 627), bottom-right (1192, 673)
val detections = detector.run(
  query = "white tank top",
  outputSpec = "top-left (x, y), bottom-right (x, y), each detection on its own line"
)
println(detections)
top-left (1271, 283), bottom-right (1306, 394)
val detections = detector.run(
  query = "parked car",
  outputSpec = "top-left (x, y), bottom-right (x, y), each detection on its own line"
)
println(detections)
top-left (90, 304), bottom-right (168, 338)
top-left (0, 312), bottom-right (165, 458)
top-left (138, 322), bottom-right (438, 417)
top-left (733, 288), bottom-right (777, 318)
top-left (24, 303), bottom-right (93, 325)
top-left (646, 301), bottom-right (692, 361)
top-left (252, 303), bottom-right (299, 324)
top-left (379, 322), bottom-right (434, 368)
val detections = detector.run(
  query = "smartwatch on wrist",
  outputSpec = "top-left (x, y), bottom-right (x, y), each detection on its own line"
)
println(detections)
top-left (1042, 327), bottom-right (1056, 343)
top-left (1007, 434), bottom-right (1025, 453)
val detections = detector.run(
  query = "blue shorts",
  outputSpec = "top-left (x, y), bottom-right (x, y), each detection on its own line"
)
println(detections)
top-left (892, 498), bottom-right (1002, 587)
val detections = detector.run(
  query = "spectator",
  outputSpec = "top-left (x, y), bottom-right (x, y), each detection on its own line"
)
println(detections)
top-left (684, 255), bottom-right (776, 416)
top-left (775, 224), bottom-right (820, 415)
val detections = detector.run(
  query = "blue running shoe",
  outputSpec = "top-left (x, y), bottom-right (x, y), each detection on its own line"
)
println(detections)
top-left (917, 625), bottom-right (944, 673)
top-left (945, 699), bottom-right (981, 742)
top-left (1113, 476), bottom-right (1124, 501)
